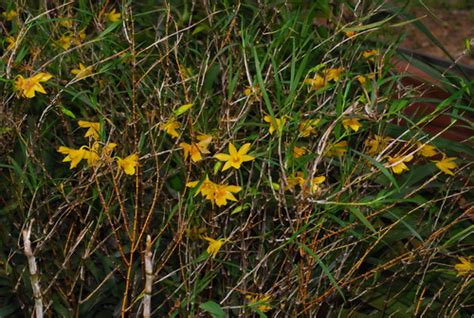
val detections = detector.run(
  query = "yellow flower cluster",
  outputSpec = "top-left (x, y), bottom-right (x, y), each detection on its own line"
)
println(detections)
top-left (2, 9), bottom-right (17, 21)
top-left (56, 29), bottom-right (86, 50)
top-left (186, 177), bottom-right (242, 207)
top-left (304, 66), bottom-right (344, 90)
top-left (326, 140), bottom-right (349, 157)
top-left (363, 135), bottom-right (458, 176)
top-left (57, 121), bottom-right (139, 175)
top-left (285, 172), bottom-right (326, 194)
top-left (175, 125), bottom-right (255, 207)
top-left (298, 118), bottom-right (320, 137)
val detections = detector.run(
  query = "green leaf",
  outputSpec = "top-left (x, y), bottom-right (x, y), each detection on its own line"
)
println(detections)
top-left (231, 203), bottom-right (250, 215)
top-left (97, 22), bottom-right (119, 38)
top-left (343, 15), bottom-right (395, 32)
top-left (203, 64), bottom-right (220, 93)
top-left (347, 206), bottom-right (376, 234)
top-left (442, 224), bottom-right (474, 248)
top-left (173, 103), bottom-right (193, 117)
top-left (200, 301), bottom-right (226, 318)
top-left (60, 105), bottom-right (76, 119)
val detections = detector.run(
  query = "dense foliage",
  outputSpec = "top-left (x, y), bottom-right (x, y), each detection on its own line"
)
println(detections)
top-left (0, 0), bottom-right (472, 316)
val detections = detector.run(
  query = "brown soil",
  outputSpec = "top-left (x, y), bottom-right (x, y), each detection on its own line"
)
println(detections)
top-left (401, 7), bottom-right (474, 66)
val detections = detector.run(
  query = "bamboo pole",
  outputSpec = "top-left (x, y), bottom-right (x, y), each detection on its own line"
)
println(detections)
top-left (23, 223), bottom-right (43, 318)
top-left (143, 235), bottom-right (153, 318)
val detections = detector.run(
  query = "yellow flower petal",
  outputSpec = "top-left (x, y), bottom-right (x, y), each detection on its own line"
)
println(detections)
top-left (433, 157), bottom-right (457, 175)
top-left (214, 153), bottom-right (231, 161)
top-left (342, 118), bottom-right (362, 132)
top-left (387, 155), bottom-right (413, 174)
top-left (106, 9), bottom-right (121, 23)
top-left (214, 143), bottom-right (255, 171)
top-left (117, 153), bottom-right (139, 175)
top-left (203, 236), bottom-right (225, 258)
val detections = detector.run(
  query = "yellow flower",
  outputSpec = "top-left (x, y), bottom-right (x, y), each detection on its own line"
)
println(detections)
top-left (58, 142), bottom-right (116, 169)
top-left (246, 294), bottom-right (272, 312)
top-left (160, 117), bottom-right (180, 138)
top-left (454, 257), bottom-right (474, 276)
top-left (186, 176), bottom-right (217, 199)
top-left (263, 115), bottom-right (285, 135)
top-left (433, 156), bottom-right (458, 176)
top-left (180, 143), bottom-right (203, 162)
top-left (345, 31), bottom-right (356, 37)
top-left (357, 73), bottom-right (374, 85)
top-left (117, 153), bottom-right (139, 175)
top-left (243, 84), bottom-right (261, 103)
top-left (14, 73), bottom-right (52, 99)
top-left (5, 36), bottom-right (16, 50)
top-left (189, 179), bottom-right (241, 207)
top-left (86, 142), bottom-right (117, 167)
top-left (78, 120), bottom-right (100, 140)
top-left (106, 9), bottom-right (121, 22)
top-left (356, 75), bottom-right (367, 85)
top-left (323, 67), bottom-right (344, 82)
top-left (342, 118), bottom-right (362, 132)
top-left (363, 49), bottom-right (379, 61)
top-left (179, 134), bottom-right (212, 162)
top-left (73, 29), bottom-right (86, 45)
top-left (326, 141), bottom-right (348, 157)
top-left (214, 143), bottom-right (255, 171)
top-left (202, 236), bottom-right (225, 258)
top-left (304, 75), bottom-right (327, 90)
top-left (2, 10), bottom-right (17, 21)
top-left (298, 119), bottom-right (320, 137)
top-left (416, 142), bottom-right (437, 158)
top-left (292, 146), bottom-right (307, 158)
top-left (101, 142), bottom-right (117, 163)
top-left (310, 176), bottom-right (326, 193)
top-left (71, 63), bottom-right (93, 80)
top-left (285, 172), bottom-right (306, 191)
top-left (57, 146), bottom-right (89, 169)
top-left (365, 135), bottom-right (392, 157)
top-left (243, 85), bottom-right (254, 96)
top-left (56, 34), bottom-right (73, 50)
top-left (83, 144), bottom-right (100, 167)
top-left (304, 67), bottom-right (343, 90)
top-left (212, 184), bottom-right (241, 207)
top-left (285, 172), bottom-right (325, 193)
top-left (387, 155), bottom-right (413, 174)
